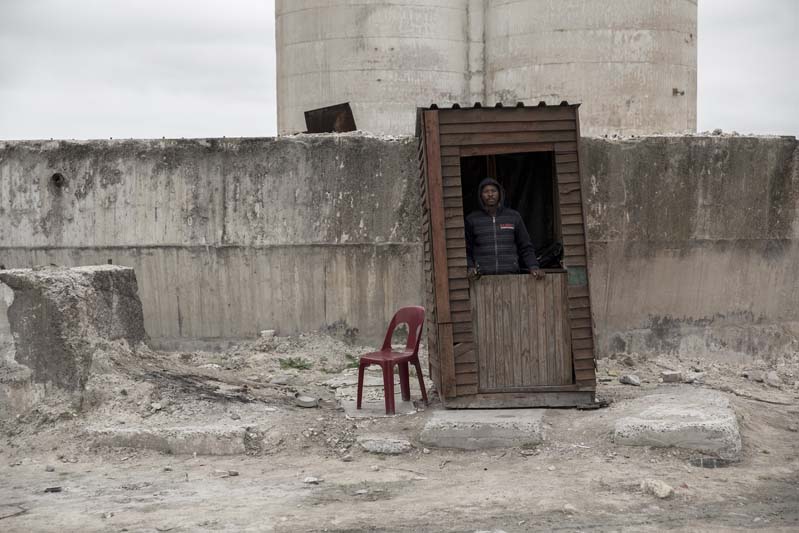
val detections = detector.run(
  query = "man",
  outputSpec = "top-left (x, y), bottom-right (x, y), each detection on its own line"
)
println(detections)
top-left (465, 178), bottom-right (544, 279)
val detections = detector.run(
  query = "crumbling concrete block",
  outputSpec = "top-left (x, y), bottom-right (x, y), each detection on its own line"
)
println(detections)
top-left (0, 265), bottom-right (147, 419)
top-left (613, 387), bottom-right (741, 460)
top-left (87, 425), bottom-right (252, 455)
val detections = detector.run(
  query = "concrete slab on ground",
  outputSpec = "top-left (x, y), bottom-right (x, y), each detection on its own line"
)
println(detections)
top-left (612, 387), bottom-right (741, 460)
top-left (87, 424), bottom-right (256, 455)
top-left (419, 409), bottom-right (545, 450)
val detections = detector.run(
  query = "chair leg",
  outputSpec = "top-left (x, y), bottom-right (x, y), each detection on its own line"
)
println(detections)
top-left (413, 359), bottom-right (428, 405)
top-left (382, 362), bottom-right (395, 415)
top-left (356, 362), bottom-right (367, 410)
top-left (398, 361), bottom-right (411, 402)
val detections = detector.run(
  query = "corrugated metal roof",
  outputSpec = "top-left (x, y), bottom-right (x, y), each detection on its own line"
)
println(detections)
top-left (415, 101), bottom-right (581, 137)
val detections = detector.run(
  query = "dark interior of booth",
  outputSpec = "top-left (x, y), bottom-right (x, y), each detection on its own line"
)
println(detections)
top-left (460, 151), bottom-right (563, 269)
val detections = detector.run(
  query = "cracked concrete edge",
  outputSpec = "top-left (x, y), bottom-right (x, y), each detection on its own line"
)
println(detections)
top-left (87, 426), bottom-right (252, 456)
top-left (418, 409), bottom-right (545, 450)
top-left (614, 414), bottom-right (743, 460)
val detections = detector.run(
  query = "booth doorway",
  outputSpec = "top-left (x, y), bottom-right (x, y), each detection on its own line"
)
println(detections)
top-left (460, 151), bottom-right (561, 267)
top-left (460, 150), bottom-right (571, 390)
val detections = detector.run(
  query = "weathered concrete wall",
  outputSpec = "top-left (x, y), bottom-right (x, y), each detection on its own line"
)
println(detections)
top-left (0, 136), bottom-right (422, 345)
top-left (582, 135), bottom-right (799, 361)
top-left (1, 134), bottom-right (797, 361)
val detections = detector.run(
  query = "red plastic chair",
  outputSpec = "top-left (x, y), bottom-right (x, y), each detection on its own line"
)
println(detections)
top-left (356, 306), bottom-right (428, 415)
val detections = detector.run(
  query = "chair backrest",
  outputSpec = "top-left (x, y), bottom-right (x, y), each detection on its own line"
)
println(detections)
top-left (381, 306), bottom-right (425, 354)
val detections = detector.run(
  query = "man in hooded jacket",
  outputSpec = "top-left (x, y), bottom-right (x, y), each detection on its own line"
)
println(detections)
top-left (465, 178), bottom-right (544, 279)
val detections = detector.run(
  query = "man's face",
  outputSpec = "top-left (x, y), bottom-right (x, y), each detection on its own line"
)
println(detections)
top-left (481, 184), bottom-right (499, 208)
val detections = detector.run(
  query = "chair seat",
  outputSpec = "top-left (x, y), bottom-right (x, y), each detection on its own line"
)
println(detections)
top-left (360, 349), bottom-right (414, 364)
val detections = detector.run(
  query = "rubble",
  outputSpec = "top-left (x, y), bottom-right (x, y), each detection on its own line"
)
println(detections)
top-left (357, 435), bottom-right (413, 455)
top-left (743, 370), bottom-right (765, 382)
top-left (683, 372), bottom-right (705, 384)
top-left (0, 300), bottom-right (796, 531)
top-left (619, 374), bottom-right (641, 386)
top-left (294, 394), bottom-right (319, 408)
top-left (765, 371), bottom-right (783, 388)
top-left (641, 479), bottom-right (674, 499)
top-left (660, 371), bottom-right (682, 383)
top-left (0, 266), bottom-right (148, 419)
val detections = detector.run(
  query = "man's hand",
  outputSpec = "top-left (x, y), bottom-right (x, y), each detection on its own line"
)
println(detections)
top-left (530, 269), bottom-right (545, 280)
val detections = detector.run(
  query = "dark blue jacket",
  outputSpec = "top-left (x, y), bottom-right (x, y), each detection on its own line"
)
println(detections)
top-left (465, 178), bottom-right (539, 275)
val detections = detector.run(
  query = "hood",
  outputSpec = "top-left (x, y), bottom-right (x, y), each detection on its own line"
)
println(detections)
top-left (477, 177), bottom-right (505, 212)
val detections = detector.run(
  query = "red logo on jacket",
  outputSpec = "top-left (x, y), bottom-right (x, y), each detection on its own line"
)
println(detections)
top-left (499, 224), bottom-right (514, 230)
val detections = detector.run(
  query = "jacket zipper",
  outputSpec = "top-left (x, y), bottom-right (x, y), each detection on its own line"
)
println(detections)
top-left (492, 215), bottom-right (498, 273)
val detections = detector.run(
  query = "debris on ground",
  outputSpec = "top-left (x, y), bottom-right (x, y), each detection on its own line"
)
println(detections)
top-left (357, 435), bottom-right (413, 455)
top-left (765, 371), bottom-right (783, 388)
top-left (661, 371), bottom-right (682, 383)
top-left (1, 328), bottom-right (798, 531)
top-left (640, 479), bottom-right (674, 499)
top-left (294, 394), bottom-right (319, 408)
top-left (619, 374), bottom-right (641, 386)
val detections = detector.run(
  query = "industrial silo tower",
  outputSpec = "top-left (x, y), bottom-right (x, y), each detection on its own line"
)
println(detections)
top-left (276, 0), bottom-right (697, 137)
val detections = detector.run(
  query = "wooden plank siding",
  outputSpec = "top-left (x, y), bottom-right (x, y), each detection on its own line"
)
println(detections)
top-left (423, 110), bottom-right (457, 398)
top-left (439, 120), bottom-right (576, 134)
top-left (417, 127), bottom-right (442, 395)
top-left (567, 109), bottom-right (596, 388)
top-left (418, 105), bottom-right (596, 403)
top-left (438, 130), bottom-right (478, 391)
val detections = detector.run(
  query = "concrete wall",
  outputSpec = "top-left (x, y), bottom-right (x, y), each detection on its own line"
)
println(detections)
top-left (582, 135), bottom-right (799, 361)
top-left (276, 0), bottom-right (697, 137)
top-left (0, 135), bottom-right (422, 346)
top-left (1, 134), bottom-right (797, 361)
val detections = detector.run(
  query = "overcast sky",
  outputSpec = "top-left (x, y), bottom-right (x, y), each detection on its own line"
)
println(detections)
top-left (0, 0), bottom-right (796, 140)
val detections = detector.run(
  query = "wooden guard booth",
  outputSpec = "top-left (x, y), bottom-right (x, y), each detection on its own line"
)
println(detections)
top-left (416, 103), bottom-right (597, 408)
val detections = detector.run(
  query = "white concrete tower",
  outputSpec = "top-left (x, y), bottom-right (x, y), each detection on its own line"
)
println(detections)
top-left (276, 0), bottom-right (483, 136)
top-left (275, 0), bottom-right (697, 137)
top-left (484, 0), bottom-right (697, 136)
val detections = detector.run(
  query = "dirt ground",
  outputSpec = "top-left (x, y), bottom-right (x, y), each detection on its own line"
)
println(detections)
top-left (1, 333), bottom-right (798, 532)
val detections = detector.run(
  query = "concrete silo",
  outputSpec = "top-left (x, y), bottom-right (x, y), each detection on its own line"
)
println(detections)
top-left (275, 0), bottom-right (697, 137)
top-left (484, 0), bottom-right (697, 136)
top-left (276, 0), bottom-right (481, 136)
